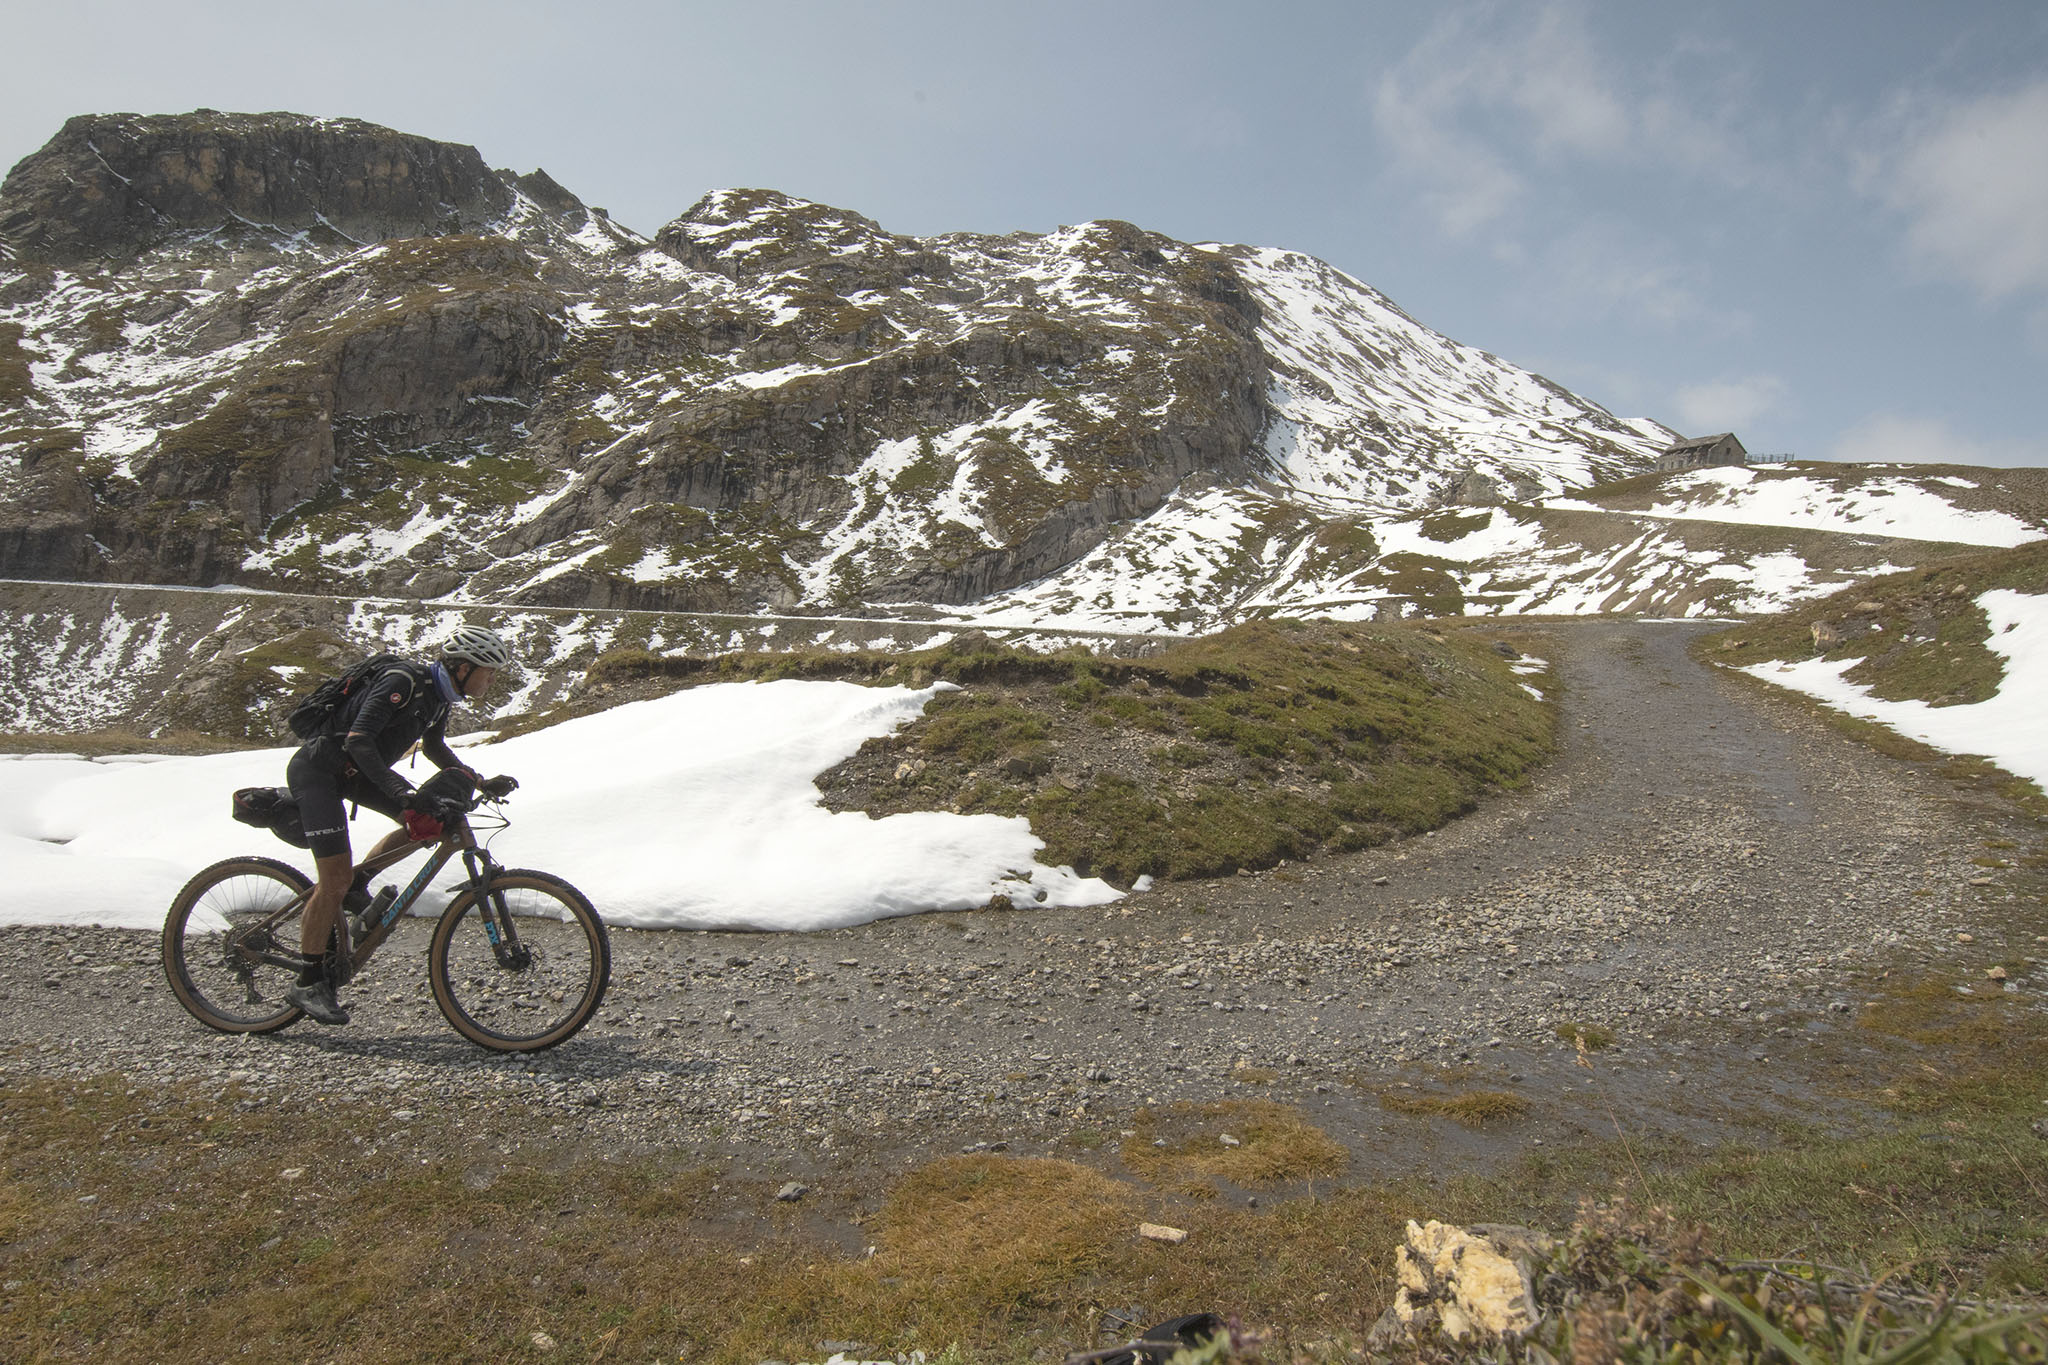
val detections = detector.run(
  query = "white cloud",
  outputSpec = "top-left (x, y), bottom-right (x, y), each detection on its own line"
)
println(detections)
top-left (1370, 3), bottom-right (1612, 237)
top-left (1674, 375), bottom-right (1785, 433)
top-left (1881, 80), bottom-right (2048, 301)
top-left (1370, 72), bottom-right (1525, 237)
top-left (1828, 414), bottom-right (2048, 468)
top-left (1541, 223), bottom-right (1718, 328)
top-left (1371, 1), bottom-right (1759, 238)
top-left (1499, 6), bottom-right (1631, 158)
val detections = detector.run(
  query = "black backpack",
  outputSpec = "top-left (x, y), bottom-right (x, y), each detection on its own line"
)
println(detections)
top-left (286, 653), bottom-right (414, 741)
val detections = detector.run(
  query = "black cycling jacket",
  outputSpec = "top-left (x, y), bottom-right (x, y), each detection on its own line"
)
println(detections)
top-left (323, 662), bottom-right (464, 804)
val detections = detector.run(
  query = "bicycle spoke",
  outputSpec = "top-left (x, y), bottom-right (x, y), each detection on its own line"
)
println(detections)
top-left (163, 857), bottom-right (313, 1034)
top-left (430, 871), bottom-right (608, 1052)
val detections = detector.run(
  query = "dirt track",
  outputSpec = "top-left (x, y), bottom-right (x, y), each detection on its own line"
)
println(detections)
top-left (3, 620), bottom-right (2043, 1211)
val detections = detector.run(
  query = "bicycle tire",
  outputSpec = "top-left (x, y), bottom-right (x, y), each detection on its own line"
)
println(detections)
top-left (161, 855), bottom-right (313, 1034)
top-left (427, 868), bottom-right (609, 1052)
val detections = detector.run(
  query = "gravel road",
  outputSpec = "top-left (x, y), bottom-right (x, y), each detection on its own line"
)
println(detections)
top-left (4, 620), bottom-right (2042, 1195)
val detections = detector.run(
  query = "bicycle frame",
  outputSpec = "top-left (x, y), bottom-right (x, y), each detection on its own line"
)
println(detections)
top-left (225, 806), bottom-right (522, 987)
top-left (343, 812), bottom-right (531, 979)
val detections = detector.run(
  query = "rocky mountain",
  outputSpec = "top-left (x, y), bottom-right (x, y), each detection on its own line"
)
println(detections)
top-left (7, 111), bottom-right (2045, 742)
top-left (0, 110), bottom-right (1675, 625)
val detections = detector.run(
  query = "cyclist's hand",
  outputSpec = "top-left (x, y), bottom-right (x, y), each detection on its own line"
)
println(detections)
top-left (478, 774), bottom-right (518, 799)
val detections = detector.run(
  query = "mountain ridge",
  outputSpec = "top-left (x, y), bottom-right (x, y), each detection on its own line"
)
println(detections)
top-left (0, 109), bottom-right (1677, 622)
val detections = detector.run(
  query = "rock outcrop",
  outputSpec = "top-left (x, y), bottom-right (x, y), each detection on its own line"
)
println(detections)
top-left (0, 111), bottom-right (516, 261)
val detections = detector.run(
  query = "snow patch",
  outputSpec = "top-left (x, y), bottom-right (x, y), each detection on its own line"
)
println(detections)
top-left (1742, 589), bottom-right (2048, 787)
top-left (0, 679), bottom-right (1121, 931)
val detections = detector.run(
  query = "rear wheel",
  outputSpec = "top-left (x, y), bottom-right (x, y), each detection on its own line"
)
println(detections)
top-left (162, 856), bottom-right (312, 1034)
top-left (428, 869), bottom-right (609, 1052)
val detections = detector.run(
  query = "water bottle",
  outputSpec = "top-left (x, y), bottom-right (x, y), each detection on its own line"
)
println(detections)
top-left (356, 885), bottom-right (398, 932)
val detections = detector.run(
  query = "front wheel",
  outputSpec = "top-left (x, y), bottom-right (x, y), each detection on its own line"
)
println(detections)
top-left (428, 869), bottom-right (609, 1052)
top-left (162, 855), bottom-right (313, 1034)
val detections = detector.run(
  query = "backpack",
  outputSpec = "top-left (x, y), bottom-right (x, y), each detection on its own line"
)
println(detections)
top-left (285, 652), bottom-right (415, 741)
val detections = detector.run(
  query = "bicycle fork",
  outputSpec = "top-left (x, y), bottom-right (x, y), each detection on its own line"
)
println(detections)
top-left (460, 842), bottom-right (532, 971)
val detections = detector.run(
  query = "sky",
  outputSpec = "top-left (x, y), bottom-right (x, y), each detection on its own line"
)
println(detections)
top-left (2, 0), bottom-right (2044, 467)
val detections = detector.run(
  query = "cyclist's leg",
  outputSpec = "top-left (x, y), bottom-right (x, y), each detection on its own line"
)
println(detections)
top-left (302, 853), bottom-right (353, 956)
top-left (360, 825), bottom-right (413, 865)
top-left (347, 778), bottom-right (413, 870)
top-left (285, 751), bottom-right (355, 968)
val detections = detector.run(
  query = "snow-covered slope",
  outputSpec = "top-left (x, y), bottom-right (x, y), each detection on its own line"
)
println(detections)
top-left (0, 678), bottom-right (1122, 931)
top-left (946, 463), bottom-right (2047, 633)
top-left (1231, 246), bottom-right (1664, 509)
top-left (1549, 464), bottom-right (2045, 547)
top-left (1742, 587), bottom-right (2048, 788)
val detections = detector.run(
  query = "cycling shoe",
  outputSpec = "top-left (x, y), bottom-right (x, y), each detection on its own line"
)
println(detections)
top-left (286, 979), bottom-right (351, 1026)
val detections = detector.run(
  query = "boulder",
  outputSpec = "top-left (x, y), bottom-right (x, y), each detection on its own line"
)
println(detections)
top-left (1374, 1219), bottom-right (1551, 1345)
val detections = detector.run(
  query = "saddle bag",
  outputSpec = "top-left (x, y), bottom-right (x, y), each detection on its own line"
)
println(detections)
top-left (231, 786), bottom-right (311, 849)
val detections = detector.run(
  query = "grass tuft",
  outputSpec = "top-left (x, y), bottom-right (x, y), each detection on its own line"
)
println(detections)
top-left (1555, 1021), bottom-right (1616, 1052)
top-left (1122, 1100), bottom-right (1350, 1193)
top-left (1379, 1088), bottom-right (1532, 1126)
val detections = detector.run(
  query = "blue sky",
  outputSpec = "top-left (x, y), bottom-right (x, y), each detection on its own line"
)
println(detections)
top-left (4, 0), bottom-right (2044, 465)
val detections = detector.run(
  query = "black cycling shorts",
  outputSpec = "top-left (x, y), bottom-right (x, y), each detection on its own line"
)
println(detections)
top-left (285, 746), bottom-right (405, 860)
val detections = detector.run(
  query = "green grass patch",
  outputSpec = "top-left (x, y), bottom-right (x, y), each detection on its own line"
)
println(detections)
top-left (1352, 552), bottom-right (1468, 616)
top-left (0, 320), bottom-right (36, 407)
top-left (566, 621), bottom-right (1553, 884)
top-left (1704, 540), bottom-right (2048, 708)
top-left (893, 432), bottom-right (953, 499)
top-left (1122, 1100), bottom-right (1350, 1194)
top-left (1378, 1087), bottom-right (1532, 1126)
top-left (1416, 508), bottom-right (1493, 543)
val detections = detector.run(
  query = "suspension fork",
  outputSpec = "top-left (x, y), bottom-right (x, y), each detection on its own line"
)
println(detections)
top-left (455, 822), bottom-right (528, 970)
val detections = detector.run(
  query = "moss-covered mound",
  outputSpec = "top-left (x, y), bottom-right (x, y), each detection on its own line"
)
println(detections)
top-left (1705, 539), bottom-right (2048, 707)
top-left (577, 619), bottom-right (1554, 884)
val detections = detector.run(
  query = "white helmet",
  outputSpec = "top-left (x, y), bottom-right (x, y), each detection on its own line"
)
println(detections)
top-left (441, 625), bottom-right (515, 669)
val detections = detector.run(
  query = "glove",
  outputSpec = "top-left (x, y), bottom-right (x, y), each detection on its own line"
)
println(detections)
top-left (477, 774), bottom-right (518, 799)
top-left (401, 804), bottom-right (444, 842)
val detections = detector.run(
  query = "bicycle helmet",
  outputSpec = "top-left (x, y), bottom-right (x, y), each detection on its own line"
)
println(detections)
top-left (440, 624), bottom-right (515, 669)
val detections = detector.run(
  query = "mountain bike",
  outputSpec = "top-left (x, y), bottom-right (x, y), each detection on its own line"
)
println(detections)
top-left (161, 790), bottom-right (610, 1052)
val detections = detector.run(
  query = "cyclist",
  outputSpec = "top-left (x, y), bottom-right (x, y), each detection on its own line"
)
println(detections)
top-left (284, 625), bottom-right (519, 1025)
